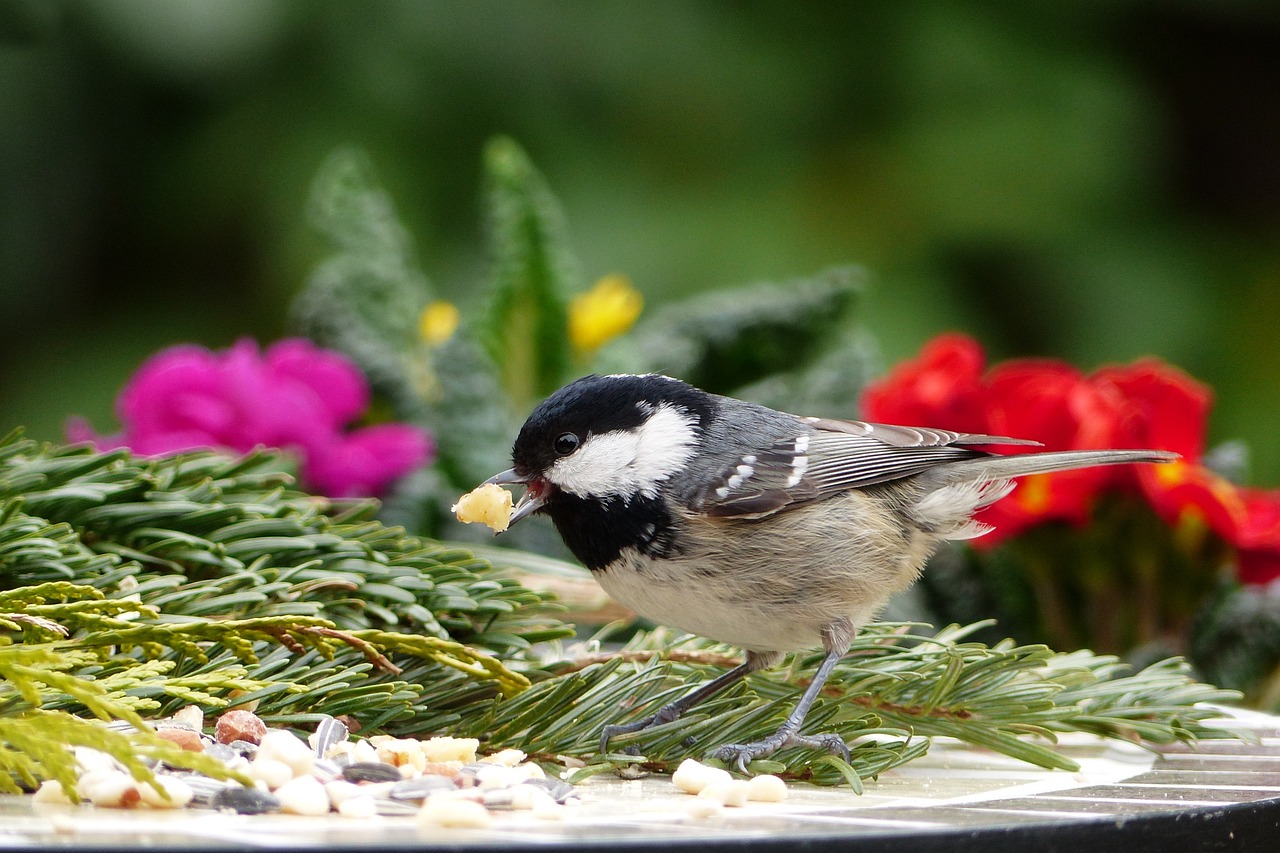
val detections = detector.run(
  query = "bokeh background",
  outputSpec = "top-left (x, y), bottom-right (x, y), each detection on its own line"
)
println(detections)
top-left (3, 0), bottom-right (1280, 483)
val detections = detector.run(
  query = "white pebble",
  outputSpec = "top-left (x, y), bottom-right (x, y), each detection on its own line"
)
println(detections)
top-left (73, 747), bottom-right (117, 776)
top-left (417, 794), bottom-right (494, 829)
top-left (509, 784), bottom-right (556, 811)
top-left (245, 758), bottom-right (293, 790)
top-left (480, 748), bottom-right (526, 767)
top-left (138, 775), bottom-right (194, 809)
top-left (684, 797), bottom-right (724, 819)
top-left (77, 770), bottom-right (140, 808)
top-left (326, 739), bottom-right (380, 764)
top-left (419, 736), bottom-right (479, 765)
top-left (337, 795), bottom-right (380, 819)
top-left (324, 779), bottom-right (365, 809)
top-left (372, 737), bottom-right (426, 773)
top-left (524, 788), bottom-right (563, 821)
top-left (532, 800), bottom-right (563, 821)
top-left (746, 774), bottom-right (789, 802)
top-left (472, 765), bottom-right (506, 789)
top-left (671, 758), bottom-right (732, 794)
top-left (275, 775), bottom-right (330, 816)
top-left (31, 780), bottom-right (74, 805)
top-left (698, 779), bottom-right (750, 808)
top-left (355, 780), bottom-right (396, 799)
top-left (256, 730), bottom-right (316, 778)
top-left (474, 763), bottom-right (543, 790)
top-left (171, 705), bottom-right (204, 731)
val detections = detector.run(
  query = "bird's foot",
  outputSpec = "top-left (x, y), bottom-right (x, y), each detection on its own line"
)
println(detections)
top-left (712, 729), bottom-right (851, 774)
top-left (599, 703), bottom-right (686, 755)
top-left (599, 716), bottom-right (656, 755)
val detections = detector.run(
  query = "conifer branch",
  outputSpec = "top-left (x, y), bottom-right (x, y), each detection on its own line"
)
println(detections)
top-left (0, 433), bottom-right (1245, 791)
top-left (0, 435), bottom-right (565, 785)
top-left (454, 626), bottom-right (1240, 786)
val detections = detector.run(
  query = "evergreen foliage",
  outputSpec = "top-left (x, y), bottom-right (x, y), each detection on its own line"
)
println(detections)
top-left (0, 431), bottom-right (567, 790)
top-left (458, 625), bottom-right (1238, 788)
top-left (1191, 581), bottom-right (1280, 710)
top-left (0, 430), bottom-right (1242, 793)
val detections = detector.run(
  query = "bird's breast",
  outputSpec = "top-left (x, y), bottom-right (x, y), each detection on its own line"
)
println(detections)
top-left (592, 489), bottom-right (940, 653)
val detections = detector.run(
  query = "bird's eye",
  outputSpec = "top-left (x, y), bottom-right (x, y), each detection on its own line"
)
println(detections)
top-left (553, 433), bottom-right (580, 456)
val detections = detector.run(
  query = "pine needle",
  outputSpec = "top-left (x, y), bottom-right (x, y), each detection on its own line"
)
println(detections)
top-left (0, 434), bottom-right (1244, 791)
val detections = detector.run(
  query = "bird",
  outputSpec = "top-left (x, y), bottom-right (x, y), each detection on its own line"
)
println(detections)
top-left (482, 372), bottom-right (1177, 771)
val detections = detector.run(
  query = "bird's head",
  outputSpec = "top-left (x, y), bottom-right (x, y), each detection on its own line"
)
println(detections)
top-left (485, 374), bottom-right (714, 527)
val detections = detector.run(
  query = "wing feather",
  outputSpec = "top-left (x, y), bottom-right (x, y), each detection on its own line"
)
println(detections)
top-left (696, 418), bottom-right (1036, 519)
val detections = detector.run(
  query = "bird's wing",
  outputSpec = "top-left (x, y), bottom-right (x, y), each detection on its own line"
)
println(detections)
top-left (694, 418), bottom-right (1038, 519)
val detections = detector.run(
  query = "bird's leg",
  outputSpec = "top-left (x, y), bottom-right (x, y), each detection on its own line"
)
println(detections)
top-left (711, 621), bottom-right (855, 773)
top-left (599, 650), bottom-right (781, 755)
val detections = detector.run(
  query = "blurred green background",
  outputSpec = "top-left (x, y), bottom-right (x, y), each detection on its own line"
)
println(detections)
top-left (3, 0), bottom-right (1279, 483)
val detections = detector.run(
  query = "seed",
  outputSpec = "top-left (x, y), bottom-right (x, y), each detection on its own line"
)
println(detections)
top-left (309, 715), bottom-right (349, 758)
top-left (202, 742), bottom-right (238, 764)
top-left (209, 786), bottom-right (282, 815)
top-left (522, 776), bottom-right (577, 804)
top-left (226, 740), bottom-right (259, 759)
top-left (388, 776), bottom-right (457, 801)
top-left (342, 761), bottom-right (403, 784)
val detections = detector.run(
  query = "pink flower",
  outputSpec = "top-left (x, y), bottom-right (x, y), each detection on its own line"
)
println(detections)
top-left (305, 424), bottom-right (434, 499)
top-left (69, 339), bottom-right (433, 498)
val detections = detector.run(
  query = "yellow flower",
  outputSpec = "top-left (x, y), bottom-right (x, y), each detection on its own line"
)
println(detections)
top-left (569, 274), bottom-right (643, 354)
top-left (419, 300), bottom-right (460, 347)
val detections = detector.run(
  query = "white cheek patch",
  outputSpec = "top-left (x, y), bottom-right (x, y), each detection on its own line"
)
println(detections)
top-left (548, 404), bottom-right (698, 499)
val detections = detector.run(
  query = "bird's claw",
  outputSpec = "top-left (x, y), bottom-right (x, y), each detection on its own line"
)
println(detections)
top-left (712, 731), bottom-right (852, 774)
top-left (599, 715), bottom-right (658, 755)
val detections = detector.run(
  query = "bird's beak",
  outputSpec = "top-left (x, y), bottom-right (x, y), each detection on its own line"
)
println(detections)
top-left (483, 468), bottom-right (546, 530)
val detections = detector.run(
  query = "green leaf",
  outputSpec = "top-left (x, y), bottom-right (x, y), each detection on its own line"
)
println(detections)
top-left (1189, 581), bottom-right (1280, 710)
top-left (290, 147), bottom-right (436, 419)
top-left (478, 136), bottom-right (581, 407)
top-left (599, 265), bottom-right (868, 396)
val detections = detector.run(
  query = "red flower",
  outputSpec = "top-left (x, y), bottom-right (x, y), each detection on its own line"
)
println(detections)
top-left (859, 333), bottom-right (987, 433)
top-left (1235, 488), bottom-right (1280, 587)
top-left (984, 360), bottom-right (1125, 452)
top-left (974, 359), bottom-right (1127, 545)
top-left (68, 339), bottom-right (433, 498)
top-left (1137, 460), bottom-right (1243, 544)
top-left (1093, 359), bottom-right (1212, 461)
top-left (862, 333), bottom-right (1279, 585)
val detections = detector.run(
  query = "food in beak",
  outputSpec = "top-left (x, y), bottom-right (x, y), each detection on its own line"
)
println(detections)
top-left (453, 470), bottom-right (550, 533)
top-left (451, 483), bottom-right (515, 533)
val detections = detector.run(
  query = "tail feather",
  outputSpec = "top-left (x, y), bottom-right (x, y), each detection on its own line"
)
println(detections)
top-left (908, 449), bottom-right (1177, 540)
top-left (917, 449), bottom-right (1179, 491)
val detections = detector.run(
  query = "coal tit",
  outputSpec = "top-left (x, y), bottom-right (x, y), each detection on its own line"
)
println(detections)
top-left (484, 373), bottom-right (1176, 771)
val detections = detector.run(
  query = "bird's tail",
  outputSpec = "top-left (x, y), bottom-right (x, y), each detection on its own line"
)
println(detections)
top-left (909, 449), bottom-right (1178, 540)
top-left (918, 448), bottom-right (1179, 492)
